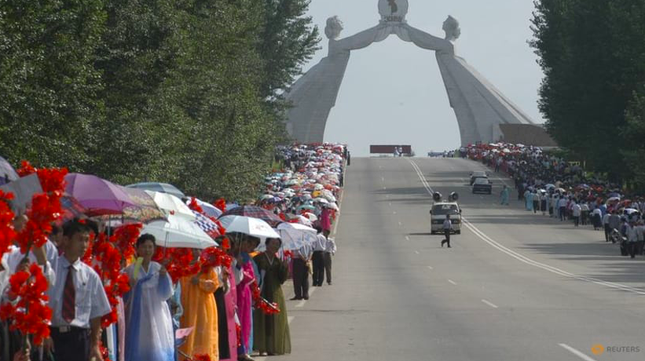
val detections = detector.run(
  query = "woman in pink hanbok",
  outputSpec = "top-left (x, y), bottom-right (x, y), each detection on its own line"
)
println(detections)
top-left (235, 237), bottom-right (257, 361)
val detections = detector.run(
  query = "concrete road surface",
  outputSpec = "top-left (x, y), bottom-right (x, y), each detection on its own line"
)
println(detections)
top-left (259, 158), bottom-right (645, 361)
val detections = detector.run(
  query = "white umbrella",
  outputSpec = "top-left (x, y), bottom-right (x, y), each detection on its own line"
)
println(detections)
top-left (186, 198), bottom-right (222, 218)
top-left (302, 213), bottom-right (318, 222)
top-left (146, 191), bottom-right (195, 221)
top-left (289, 215), bottom-right (313, 226)
top-left (219, 215), bottom-right (280, 239)
top-left (142, 214), bottom-right (217, 249)
top-left (276, 223), bottom-right (317, 250)
top-left (325, 203), bottom-right (339, 211)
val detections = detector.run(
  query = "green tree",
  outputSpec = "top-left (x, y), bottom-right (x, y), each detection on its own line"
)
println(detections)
top-left (258, 0), bottom-right (320, 98)
top-left (531, 0), bottom-right (645, 181)
top-left (0, 0), bottom-right (106, 170)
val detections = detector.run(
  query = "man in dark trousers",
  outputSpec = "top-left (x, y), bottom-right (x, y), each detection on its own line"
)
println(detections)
top-left (291, 243), bottom-right (312, 300)
top-left (441, 215), bottom-right (453, 248)
top-left (312, 227), bottom-right (327, 286)
top-left (45, 219), bottom-right (111, 361)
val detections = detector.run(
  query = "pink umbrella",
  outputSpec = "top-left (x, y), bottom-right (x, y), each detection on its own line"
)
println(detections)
top-left (65, 173), bottom-right (136, 216)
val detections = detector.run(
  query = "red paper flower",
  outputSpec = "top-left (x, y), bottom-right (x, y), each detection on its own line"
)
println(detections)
top-left (214, 198), bottom-right (227, 212)
top-left (250, 279), bottom-right (280, 315)
top-left (0, 264), bottom-right (52, 345)
top-left (187, 197), bottom-right (204, 214)
top-left (154, 248), bottom-right (201, 283)
top-left (199, 247), bottom-right (232, 273)
top-left (0, 190), bottom-right (16, 260)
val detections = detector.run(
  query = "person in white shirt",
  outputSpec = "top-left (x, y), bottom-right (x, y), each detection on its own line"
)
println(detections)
top-left (580, 202), bottom-right (590, 225)
top-left (291, 243), bottom-right (312, 300)
top-left (635, 221), bottom-right (645, 256)
top-left (323, 237), bottom-right (337, 285)
top-left (557, 197), bottom-right (568, 221)
top-left (602, 212), bottom-right (611, 241)
top-left (572, 202), bottom-right (582, 227)
top-left (312, 228), bottom-right (327, 287)
top-left (441, 215), bottom-right (453, 248)
top-left (45, 219), bottom-right (111, 361)
top-left (626, 221), bottom-right (639, 258)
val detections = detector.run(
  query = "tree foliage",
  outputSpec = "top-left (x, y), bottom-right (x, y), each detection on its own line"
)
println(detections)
top-left (531, 0), bottom-right (645, 184)
top-left (0, 0), bottom-right (319, 200)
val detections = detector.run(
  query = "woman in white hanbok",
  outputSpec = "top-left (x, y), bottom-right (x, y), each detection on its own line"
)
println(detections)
top-left (123, 234), bottom-right (175, 361)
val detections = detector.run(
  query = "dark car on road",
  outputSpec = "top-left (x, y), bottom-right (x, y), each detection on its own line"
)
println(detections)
top-left (472, 177), bottom-right (492, 194)
top-left (470, 171), bottom-right (488, 185)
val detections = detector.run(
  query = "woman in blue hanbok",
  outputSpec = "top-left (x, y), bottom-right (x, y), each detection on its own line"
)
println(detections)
top-left (123, 234), bottom-right (175, 361)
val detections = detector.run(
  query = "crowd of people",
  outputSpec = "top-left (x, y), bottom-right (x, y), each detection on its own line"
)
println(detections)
top-left (464, 143), bottom-right (645, 259)
top-left (0, 143), bottom-right (347, 361)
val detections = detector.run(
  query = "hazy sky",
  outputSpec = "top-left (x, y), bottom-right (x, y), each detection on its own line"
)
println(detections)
top-left (302, 0), bottom-right (544, 156)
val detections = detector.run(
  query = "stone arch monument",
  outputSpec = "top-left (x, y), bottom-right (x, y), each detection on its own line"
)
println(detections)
top-left (285, 0), bottom-right (537, 146)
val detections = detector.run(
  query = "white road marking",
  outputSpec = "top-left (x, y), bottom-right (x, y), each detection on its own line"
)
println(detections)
top-left (295, 300), bottom-right (306, 308)
top-left (405, 236), bottom-right (410, 241)
top-left (389, 202), bottom-right (392, 206)
top-left (559, 344), bottom-right (598, 361)
top-left (383, 186), bottom-right (387, 190)
top-left (427, 266), bottom-right (433, 270)
top-left (381, 177), bottom-right (385, 182)
top-left (393, 211), bottom-right (397, 215)
top-left (408, 159), bottom-right (645, 296)
top-left (448, 279), bottom-right (457, 285)
top-left (481, 299), bottom-right (499, 309)
top-left (464, 219), bottom-right (645, 295)
top-left (398, 221), bottom-right (402, 226)
top-left (414, 250), bottom-right (420, 255)
top-left (309, 287), bottom-right (316, 296)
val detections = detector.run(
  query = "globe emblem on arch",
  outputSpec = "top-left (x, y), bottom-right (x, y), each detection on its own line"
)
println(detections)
top-left (378, 0), bottom-right (409, 22)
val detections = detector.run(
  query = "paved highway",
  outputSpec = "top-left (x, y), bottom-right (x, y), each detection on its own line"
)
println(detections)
top-left (264, 157), bottom-right (645, 361)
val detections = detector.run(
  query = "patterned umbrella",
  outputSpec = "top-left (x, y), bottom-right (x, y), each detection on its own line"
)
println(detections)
top-left (193, 211), bottom-right (222, 238)
top-left (219, 205), bottom-right (283, 227)
top-left (57, 194), bottom-right (87, 225)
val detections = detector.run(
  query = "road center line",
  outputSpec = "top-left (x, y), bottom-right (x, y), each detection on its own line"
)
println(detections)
top-left (558, 344), bottom-right (597, 361)
top-left (448, 279), bottom-right (457, 285)
top-left (481, 299), bottom-right (498, 309)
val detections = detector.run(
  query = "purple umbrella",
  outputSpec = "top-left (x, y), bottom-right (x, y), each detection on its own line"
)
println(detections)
top-left (65, 173), bottom-right (136, 216)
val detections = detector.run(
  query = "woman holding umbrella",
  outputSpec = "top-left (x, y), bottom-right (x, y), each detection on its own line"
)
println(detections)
top-left (253, 238), bottom-right (291, 356)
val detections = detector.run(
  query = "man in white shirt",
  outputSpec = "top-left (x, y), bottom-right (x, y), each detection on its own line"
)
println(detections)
top-left (312, 228), bottom-right (327, 287)
top-left (323, 237), bottom-right (337, 285)
top-left (626, 221), bottom-right (639, 259)
top-left (441, 215), bottom-right (453, 248)
top-left (572, 202), bottom-right (582, 227)
top-left (291, 243), bottom-right (312, 300)
top-left (45, 219), bottom-right (111, 361)
top-left (602, 211), bottom-right (611, 242)
top-left (557, 197), bottom-right (568, 221)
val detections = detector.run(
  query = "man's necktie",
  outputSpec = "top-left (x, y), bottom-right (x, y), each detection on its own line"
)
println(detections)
top-left (62, 266), bottom-right (76, 323)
